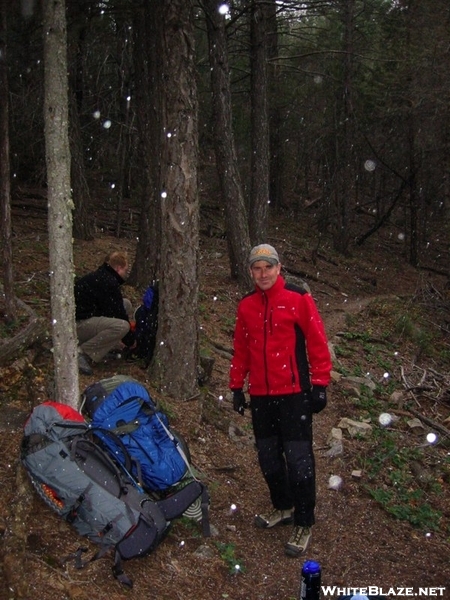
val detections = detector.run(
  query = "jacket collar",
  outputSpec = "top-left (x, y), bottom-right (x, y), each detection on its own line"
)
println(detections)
top-left (255, 275), bottom-right (285, 299)
top-left (102, 262), bottom-right (125, 284)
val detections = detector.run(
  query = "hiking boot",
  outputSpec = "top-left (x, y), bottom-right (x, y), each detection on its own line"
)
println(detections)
top-left (284, 526), bottom-right (311, 557)
top-left (104, 350), bottom-right (122, 360)
top-left (78, 353), bottom-right (93, 376)
top-left (254, 508), bottom-right (294, 529)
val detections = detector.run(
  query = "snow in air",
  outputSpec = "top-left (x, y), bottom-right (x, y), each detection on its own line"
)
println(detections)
top-left (218, 4), bottom-right (230, 16)
top-left (426, 432), bottom-right (437, 445)
top-left (378, 412), bottom-right (392, 427)
top-left (328, 475), bottom-right (343, 490)
top-left (364, 159), bottom-right (376, 172)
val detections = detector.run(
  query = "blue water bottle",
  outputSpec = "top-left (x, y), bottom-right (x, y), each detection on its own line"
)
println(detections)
top-left (300, 560), bottom-right (321, 600)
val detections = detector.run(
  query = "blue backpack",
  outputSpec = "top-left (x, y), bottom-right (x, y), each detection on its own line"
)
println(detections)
top-left (132, 284), bottom-right (159, 365)
top-left (81, 376), bottom-right (191, 491)
top-left (21, 401), bottom-right (209, 588)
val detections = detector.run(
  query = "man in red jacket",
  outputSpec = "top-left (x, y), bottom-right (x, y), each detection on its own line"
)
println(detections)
top-left (229, 244), bottom-right (332, 557)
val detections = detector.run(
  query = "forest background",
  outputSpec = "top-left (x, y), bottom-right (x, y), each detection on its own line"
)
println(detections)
top-left (0, 1), bottom-right (449, 598)
top-left (1, 0), bottom-right (449, 401)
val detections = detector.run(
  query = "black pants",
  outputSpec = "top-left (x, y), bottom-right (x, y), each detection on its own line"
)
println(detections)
top-left (251, 393), bottom-right (315, 527)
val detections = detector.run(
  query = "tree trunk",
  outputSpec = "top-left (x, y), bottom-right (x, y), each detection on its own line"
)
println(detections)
top-left (67, 3), bottom-right (94, 241)
top-left (0, 0), bottom-right (16, 321)
top-left (69, 87), bottom-right (95, 240)
top-left (114, 18), bottom-right (133, 239)
top-left (249, 0), bottom-right (270, 244)
top-left (332, 0), bottom-right (356, 255)
top-left (204, 0), bottom-right (252, 289)
top-left (150, 0), bottom-right (199, 399)
top-left (128, 0), bottom-right (162, 289)
top-left (43, 0), bottom-right (79, 407)
top-left (408, 117), bottom-right (419, 267)
top-left (267, 0), bottom-right (283, 212)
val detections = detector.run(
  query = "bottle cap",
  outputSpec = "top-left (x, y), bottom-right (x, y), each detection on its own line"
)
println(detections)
top-left (302, 560), bottom-right (320, 574)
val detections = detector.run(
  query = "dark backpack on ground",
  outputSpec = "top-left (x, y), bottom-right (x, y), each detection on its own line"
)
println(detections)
top-left (80, 376), bottom-right (210, 528)
top-left (132, 284), bottom-right (159, 365)
top-left (20, 401), bottom-right (208, 588)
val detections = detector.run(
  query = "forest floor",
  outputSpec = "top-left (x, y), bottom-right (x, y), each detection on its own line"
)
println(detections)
top-left (0, 201), bottom-right (449, 600)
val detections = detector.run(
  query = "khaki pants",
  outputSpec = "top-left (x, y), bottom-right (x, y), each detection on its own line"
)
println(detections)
top-left (76, 316), bottom-right (130, 363)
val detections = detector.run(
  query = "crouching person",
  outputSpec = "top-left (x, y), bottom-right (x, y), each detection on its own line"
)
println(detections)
top-left (75, 251), bottom-right (136, 375)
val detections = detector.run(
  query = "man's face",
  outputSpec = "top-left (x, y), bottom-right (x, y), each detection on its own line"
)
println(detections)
top-left (250, 261), bottom-right (281, 291)
top-left (116, 263), bottom-right (129, 280)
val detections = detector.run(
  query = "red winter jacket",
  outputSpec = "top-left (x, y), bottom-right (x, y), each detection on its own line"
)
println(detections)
top-left (229, 276), bottom-right (332, 396)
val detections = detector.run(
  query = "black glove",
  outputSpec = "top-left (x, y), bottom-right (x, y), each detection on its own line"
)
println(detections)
top-left (311, 386), bottom-right (327, 414)
top-left (121, 328), bottom-right (136, 348)
top-left (232, 389), bottom-right (248, 416)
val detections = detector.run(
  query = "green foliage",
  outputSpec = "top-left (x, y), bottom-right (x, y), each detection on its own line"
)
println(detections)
top-left (158, 398), bottom-right (175, 421)
top-left (368, 486), bottom-right (442, 531)
top-left (220, 316), bottom-right (236, 331)
top-left (215, 542), bottom-right (246, 575)
top-left (0, 314), bottom-right (28, 339)
top-left (353, 390), bottom-right (382, 415)
top-left (334, 343), bottom-right (352, 358)
top-left (331, 292), bottom-right (449, 535)
top-left (394, 314), bottom-right (432, 355)
top-left (359, 428), bottom-right (443, 531)
top-left (174, 516), bottom-right (203, 538)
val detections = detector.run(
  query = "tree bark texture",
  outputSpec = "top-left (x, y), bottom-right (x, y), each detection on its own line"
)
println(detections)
top-left (43, 0), bottom-right (79, 407)
top-left (266, 0), bottom-right (283, 212)
top-left (129, 0), bottom-right (162, 288)
top-left (332, 0), bottom-right (356, 255)
top-left (204, 0), bottom-right (252, 289)
top-left (67, 2), bottom-right (94, 241)
top-left (151, 0), bottom-right (200, 399)
top-left (0, 1), bottom-right (16, 320)
top-left (249, 0), bottom-right (270, 244)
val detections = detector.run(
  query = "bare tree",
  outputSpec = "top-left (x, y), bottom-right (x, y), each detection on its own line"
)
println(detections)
top-left (43, 0), bottom-right (79, 406)
top-left (128, 0), bottom-right (162, 289)
top-left (203, 0), bottom-right (252, 289)
top-left (0, 0), bottom-right (16, 321)
top-left (150, 0), bottom-right (200, 399)
top-left (67, 1), bottom-right (94, 241)
top-left (249, 0), bottom-right (270, 244)
top-left (331, 0), bottom-right (357, 255)
top-left (266, 0), bottom-right (283, 212)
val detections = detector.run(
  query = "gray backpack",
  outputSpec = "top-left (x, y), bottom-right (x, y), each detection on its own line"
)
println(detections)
top-left (20, 401), bottom-right (208, 587)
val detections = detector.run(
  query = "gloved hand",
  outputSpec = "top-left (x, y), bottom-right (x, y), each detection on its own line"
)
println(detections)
top-left (311, 386), bottom-right (327, 414)
top-left (232, 389), bottom-right (248, 416)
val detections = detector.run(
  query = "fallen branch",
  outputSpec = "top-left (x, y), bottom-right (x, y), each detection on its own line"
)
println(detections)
top-left (404, 405), bottom-right (450, 440)
top-left (0, 297), bottom-right (47, 365)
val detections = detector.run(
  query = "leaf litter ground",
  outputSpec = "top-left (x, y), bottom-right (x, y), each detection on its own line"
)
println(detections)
top-left (0, 209), bottom-right (449, 600)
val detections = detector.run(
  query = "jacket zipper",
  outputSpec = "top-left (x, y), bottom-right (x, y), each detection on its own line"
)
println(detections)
top-left (262, 293), bottom-right (270, 394)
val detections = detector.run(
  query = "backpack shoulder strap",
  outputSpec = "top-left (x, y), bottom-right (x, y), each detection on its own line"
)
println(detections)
top-left (90, 426), bottom-right (146, 489)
